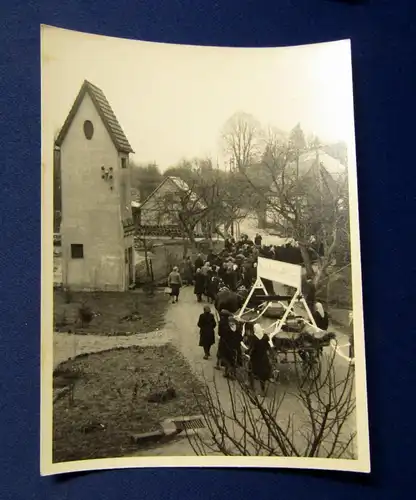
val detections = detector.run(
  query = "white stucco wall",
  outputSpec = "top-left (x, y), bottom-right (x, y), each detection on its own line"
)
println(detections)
top-left (60, 92), bottom-right (132, 291)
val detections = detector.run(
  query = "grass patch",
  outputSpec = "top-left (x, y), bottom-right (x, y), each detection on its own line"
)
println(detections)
top-left (53, 344), bottom-right (203, 463)
top-left (53, 290), bottom-right (169, 336)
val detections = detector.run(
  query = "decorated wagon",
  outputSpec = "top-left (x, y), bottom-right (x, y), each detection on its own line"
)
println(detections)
top-left (219, 257), bottom-right (337, 380)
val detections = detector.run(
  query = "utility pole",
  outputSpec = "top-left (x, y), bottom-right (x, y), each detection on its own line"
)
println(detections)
top-left (295, 145), bottom-right (300, 218)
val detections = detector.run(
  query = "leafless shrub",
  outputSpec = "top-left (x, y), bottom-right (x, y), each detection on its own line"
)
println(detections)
top-left (186, 346), bottom-right (356, 459)
top-left (78, 303), bottom-right (94, 329)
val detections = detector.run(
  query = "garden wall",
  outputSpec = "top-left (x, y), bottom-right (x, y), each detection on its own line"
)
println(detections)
top-left (134, 239), bottom-right (224, 285)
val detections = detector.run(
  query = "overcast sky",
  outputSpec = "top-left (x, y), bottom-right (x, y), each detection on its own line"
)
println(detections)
top-left (42, 26), bottom-right (356, 171)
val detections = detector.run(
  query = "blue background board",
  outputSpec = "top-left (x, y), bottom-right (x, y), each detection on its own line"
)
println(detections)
top-left (0, 0), bottom-right (415, 498)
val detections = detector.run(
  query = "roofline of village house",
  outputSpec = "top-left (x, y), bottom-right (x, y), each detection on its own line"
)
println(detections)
top-left (137, 176), bottom-right (206, 210)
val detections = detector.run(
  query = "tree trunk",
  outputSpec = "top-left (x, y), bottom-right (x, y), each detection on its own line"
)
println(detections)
top-left (182, 237), bottom-right (189, 258)
top-left (142, 236), bottom-right (150, 277)
top-left (182, 224), bottom-right (199, 255)
top-left (215, 225), bottom-right (226, 240)
top-left (299, 243), bottom-right (315, 280)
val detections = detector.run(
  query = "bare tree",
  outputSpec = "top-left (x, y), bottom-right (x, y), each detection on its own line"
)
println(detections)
top-left (187, 347), bottom-right (356, 459)
top-left (222, 112), bottom-right (263, 170)
top-left (237, 127), bottom-right (349, 288)
top-left (148, 166), bottom-right (244, 251)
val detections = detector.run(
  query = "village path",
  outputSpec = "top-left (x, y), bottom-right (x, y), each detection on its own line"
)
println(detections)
top-left (129, 285), bottom-right (258, 458)
top-left (133, 285), bottom-right (356, 457)
top-left (164, 285), bottom-right (353, 383)
top-left (53, 285), bottom-right (355, 457)
top-left (132, 285), bottom-right (272, 457)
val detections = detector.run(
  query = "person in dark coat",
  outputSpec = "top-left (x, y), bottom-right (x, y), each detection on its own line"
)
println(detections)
top-left (197, 305), bottom-right (217, 359)
top-left (218, 262), bottom-right (228, 283)
top-left (207, 251), bottom-right (216, 265)
top-left (254, 233), bottom-right (262, 246)
top-left (242, 270), bottom-right (252, 290)
top-left (194, 268), bottom-right (205, 302)
top-left (194, 254), bottom-right (204, 271)
top-left (227, 266), bottom-right (238, 292)
top-left (222, 316), bottom-right (243, 379)
top-left (204, 265), bottom-right (214, 298)
top-left (246, 323), bottom-right (272, 396)
top-left (215, 309), bottom-right (232, 369)
top-left (183, 256), bottom-right (194, 285)
top-left (303, 277), bottom-right (316, 313)
top-left (214, 288), bottom-right (241, 315)
top-left (206, 272), bottom-right (220, 304)
top-left (244, 262), bottom-right (255, 289)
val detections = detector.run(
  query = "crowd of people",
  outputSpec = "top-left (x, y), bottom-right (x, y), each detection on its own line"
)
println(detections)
top-left (176, 233), bottom-right (266, 304)
top-left (196, 305), bottom-right (272, 396)
top-left (168, 232), bottom-right (328, 328)
top-left (173, 233), bottom-right (319, 307)
top-left (166, 232), bottom-right (331, 396)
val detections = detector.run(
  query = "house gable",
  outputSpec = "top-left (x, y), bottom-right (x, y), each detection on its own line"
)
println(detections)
top-left (138, 176), bottom-right (205, 210)
top-left (138, 177), bottom-right (174, 210)
top-left (55, 80), bottom-right (134, 154)
top-left (136, 176), bottom-right (210, 238)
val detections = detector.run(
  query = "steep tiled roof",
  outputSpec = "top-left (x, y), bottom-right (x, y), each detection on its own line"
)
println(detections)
top-left (55, 80), bottom-right (134, 154)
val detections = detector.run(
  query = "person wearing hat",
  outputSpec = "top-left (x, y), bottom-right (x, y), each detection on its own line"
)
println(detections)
top-left (167, 266), bottom-right (182, 304)
top-left (246, 323), bottom-right (272, 396)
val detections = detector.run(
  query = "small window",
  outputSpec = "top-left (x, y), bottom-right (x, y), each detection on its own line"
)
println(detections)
top-left (121, 158), bottom-right (127, 169)
top-left (71, 244), bottom-right (84, 259)
top-left (83, 120), bottom-right (94, 140)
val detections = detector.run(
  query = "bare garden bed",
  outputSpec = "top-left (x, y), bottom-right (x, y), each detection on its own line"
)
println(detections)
top-left (53, 344), bottom-right (203, 463)
top-left (53, 290), bottom-right (169, 336)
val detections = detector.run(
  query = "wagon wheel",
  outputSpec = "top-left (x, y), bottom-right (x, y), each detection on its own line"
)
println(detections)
top-left (299, 348), bottom-right (322, 382)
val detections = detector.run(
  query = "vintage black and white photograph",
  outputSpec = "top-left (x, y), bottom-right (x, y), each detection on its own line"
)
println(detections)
top-left (41, 25), bottom-right (370, 475)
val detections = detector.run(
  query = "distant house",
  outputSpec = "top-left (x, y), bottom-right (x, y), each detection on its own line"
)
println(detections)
top-left (134, 176), bottom-right (211, 239)
top-left (259, 149), bottom-right (347, 232)
top-left (55, 79), bottom-right (135, 291)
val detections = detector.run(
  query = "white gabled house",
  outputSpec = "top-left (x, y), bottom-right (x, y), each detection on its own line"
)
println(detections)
top-left (134, 176), bottom-right (211, 239)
